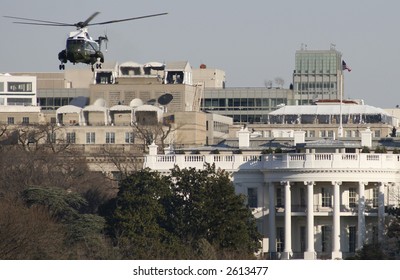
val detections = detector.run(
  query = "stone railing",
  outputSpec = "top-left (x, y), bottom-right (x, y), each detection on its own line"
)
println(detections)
top-left (144, 153), bottom-right (400, 172)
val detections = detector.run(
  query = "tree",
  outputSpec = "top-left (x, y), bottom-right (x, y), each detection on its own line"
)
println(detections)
top-left (132, 120), bottom-right (173, 151)
top-left (167, 164), bottom-right (261, 258)
top-left (103, 169), bottom-right (186, 259)
top-left (385, 207), bottom-right (400, 258)
top-left (0, 197), bottom-right (66, 259)
top-left (103, 165), bottom-right (261, 259)
top-left (350, 243), bottom-right (390, 260)
top-left (21, 186), bottom-right (115, 259)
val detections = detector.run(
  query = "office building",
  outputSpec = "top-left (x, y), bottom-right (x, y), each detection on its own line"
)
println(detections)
top-left (293, 46), bottom-right (346, 105)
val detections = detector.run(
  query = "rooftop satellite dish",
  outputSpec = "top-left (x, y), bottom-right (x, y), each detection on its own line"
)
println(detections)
top-left (147, 99), bottom-right (156, 105)
top-left (158, 93), bottom-right (173, 105)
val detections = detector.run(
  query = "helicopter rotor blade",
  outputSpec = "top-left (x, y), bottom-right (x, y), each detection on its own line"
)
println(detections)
top-left (87, 12), bottom-right (168, 26)
top-left (76, 11), bottom-right (100, 28)
top-left (4, 12), bottom-right (167, 29)
top-left (3, 15), bottom-right (72, 26)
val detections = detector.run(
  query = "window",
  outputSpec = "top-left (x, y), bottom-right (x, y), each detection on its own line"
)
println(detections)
top-left (373, 188), bottom-right (378, 207)
top-left (276, 187), bottom-right (283, 207)
top-left (349, 226), bottom-right (356, 253)
top-left (8, 98), bottom-right (32, 106)
top-left (125, 132), bottom-right (134, 143)
top-left (66, 132), bottom-right (76, 144)
top-left (247, 188), bottom-right (258, 208)
top-left (86, 132), bottom-right (95, 144)
top-left (321, 226), bottom-right (331, 253)
top-left (8, 82), bottom-right (32, 92)
top-left (300, 187), bottom-right (306, 208)
top-left (106, 132), bottom-right (115, 144)
top-left (321, 187), bottom-right (332, 207)
top-left (7, 117), bottom-right (14, 125)
top-left (22, 117), bottom-right (29, 125)
top-left (47, 132), bottom-right (56, 144)
top-left (276, 227), bottom-right (284, 252)
top-left (300, 226), bottom-right (306, 252)
top-left (349, 188), bottom-right (357, 208)
top-left (372, 226), bottom-right (378, 244)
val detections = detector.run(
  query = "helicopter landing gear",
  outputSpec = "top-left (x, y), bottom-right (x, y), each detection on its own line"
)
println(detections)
top-left (91, 63), bottom-right (102, 72)
top-left (59, 64), bottom-right (65, 70)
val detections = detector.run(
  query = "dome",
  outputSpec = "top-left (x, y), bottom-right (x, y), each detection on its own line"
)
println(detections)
top-left (129, 98), bottom-right (144, 108)
top-left (93, 98), bottom-right (106, 107)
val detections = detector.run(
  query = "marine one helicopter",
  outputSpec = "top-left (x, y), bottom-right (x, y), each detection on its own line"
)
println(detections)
top-left (4, 12), bottom-right (167, 71)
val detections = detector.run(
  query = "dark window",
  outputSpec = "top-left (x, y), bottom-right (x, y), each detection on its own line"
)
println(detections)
top-left (349, 226), bottom-right (356, 253)
top-left (247, 188), bottom-right (258, 208)
top-left (22, 117), bottom-right (29, 124)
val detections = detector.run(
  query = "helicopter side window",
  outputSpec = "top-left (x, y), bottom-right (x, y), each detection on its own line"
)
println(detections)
top-left (88, 42), bottom-right (99, 52)
top-left (85, 42), bottom-right (92, 51)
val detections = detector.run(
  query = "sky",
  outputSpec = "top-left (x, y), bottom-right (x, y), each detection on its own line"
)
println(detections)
top-left (1, 0), bottom-right (400, 109)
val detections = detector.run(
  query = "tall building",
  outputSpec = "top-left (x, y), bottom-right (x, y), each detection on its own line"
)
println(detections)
top-left (293, 46), bottom-right (346, 105)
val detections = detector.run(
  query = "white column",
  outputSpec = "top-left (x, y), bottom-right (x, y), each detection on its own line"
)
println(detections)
top-left (378, 182), bottom-right (385, 243)
top-left (331, 181), bottom-right (342, 259)
top-left (268, 182), bottom-right (276, 259)
top-left (304, 181), bottom-right (316, 260)
top-left (282, 181), bottom-right (292, 260)
top-left (357, 182), bottom-right (367, 250)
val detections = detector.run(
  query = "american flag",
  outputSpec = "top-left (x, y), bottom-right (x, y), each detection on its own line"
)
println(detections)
top-left (342, 60), bottom-right (351, 72)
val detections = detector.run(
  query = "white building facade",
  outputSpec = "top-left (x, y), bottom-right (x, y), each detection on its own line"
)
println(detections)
top-left (144, 129), bottom-right (400, 260)
top-left (0, 74), bottom-right (37, 106)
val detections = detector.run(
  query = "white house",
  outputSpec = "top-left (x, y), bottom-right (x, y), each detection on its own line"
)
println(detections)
top-left (144, 127), bottom-right (400, 260)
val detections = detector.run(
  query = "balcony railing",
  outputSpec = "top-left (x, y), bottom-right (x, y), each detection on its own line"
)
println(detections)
top-left (145, 153), bottom-right (400, 171)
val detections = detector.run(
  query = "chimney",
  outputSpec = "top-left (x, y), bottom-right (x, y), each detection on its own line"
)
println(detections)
top-left (361, 128), bottom-right (373, 148)
top-left (238, 126), bottom-right (250, 148)
top-left (294, 131), bottom-right (306, 145)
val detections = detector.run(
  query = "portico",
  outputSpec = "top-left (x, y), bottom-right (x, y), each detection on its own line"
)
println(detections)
top-left (264, 176), bottom-right (391, 260)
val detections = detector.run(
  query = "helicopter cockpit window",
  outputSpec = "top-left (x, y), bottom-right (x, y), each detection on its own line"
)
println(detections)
top-left (67, 39), bottom-right (85, 51)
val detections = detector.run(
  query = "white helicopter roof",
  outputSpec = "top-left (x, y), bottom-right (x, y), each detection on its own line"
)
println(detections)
top-left (68, 28), bottom-right (92, 40)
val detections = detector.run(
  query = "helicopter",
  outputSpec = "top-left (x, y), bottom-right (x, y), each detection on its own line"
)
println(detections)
top-left (4, 12), bottom-right (168, 71)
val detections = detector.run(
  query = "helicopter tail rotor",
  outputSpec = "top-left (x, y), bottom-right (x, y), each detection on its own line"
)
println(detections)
top-left (97, 33), bottom-right (108, 51)
top-left (103, 30), bottom-right (108, 52)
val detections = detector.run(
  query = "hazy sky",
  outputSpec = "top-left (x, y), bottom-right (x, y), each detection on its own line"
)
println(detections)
top-left (1, 0), bottom-right (399, 108)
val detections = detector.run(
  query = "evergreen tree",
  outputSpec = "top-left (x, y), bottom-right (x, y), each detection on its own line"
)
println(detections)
top-left (104, 166), bottom-right (261, 259)
top-left (104, 169), bottom-right (186, 259)
top-left (167, 164), bottom-right (261, 258)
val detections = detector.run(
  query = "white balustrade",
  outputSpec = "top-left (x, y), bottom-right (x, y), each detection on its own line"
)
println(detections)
top-left (144, 152), bottom-right (400, 172)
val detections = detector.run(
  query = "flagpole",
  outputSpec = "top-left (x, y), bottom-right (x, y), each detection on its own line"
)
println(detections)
top-left (338, 68), bottom-right (343, 138)
top-left (338, 60), bottom-right (351, 138)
